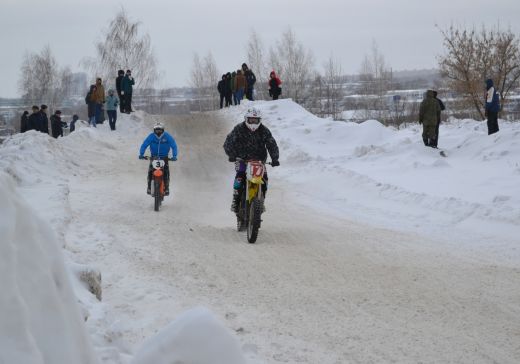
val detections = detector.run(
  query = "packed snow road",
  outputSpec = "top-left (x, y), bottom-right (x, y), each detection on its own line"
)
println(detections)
top-left (66, 113), bottom-right (519, 363)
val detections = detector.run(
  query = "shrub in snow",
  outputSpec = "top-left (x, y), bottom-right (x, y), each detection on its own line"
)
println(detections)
top-left (74, 265), bottom-right (102, 301)
top-left (131, 307), bottom-right (246, 364)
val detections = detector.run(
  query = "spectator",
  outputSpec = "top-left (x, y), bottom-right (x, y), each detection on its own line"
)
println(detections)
top-left (225, 72), bottom-right (233, 107)
top-left (242, 63), bottom-right (256, 101)
top-left (86, 85), bottom-right (97, 127)
top-left (69, 114), bottom-right (79, 133)
top-left (27, 106), bottom-right (40, 131)
top-left (234, 70), bottom-right (246, 105)
top-left (106, 89), bottom-right (119, 131)
top-left (217, 74), bottom-right (226, 109)
top-left (20, 111), bottom-right (29, 133)
top-left (231, 71), bottom-right (237, 105)
top-left (93, 77), bottom-right (106, 124)
top-left (115, 69), bottom-right (125, 113)
top-left (50, 110), bottom-right (64, 138)
top-left (39, 104), bottom-right (49, 134)
top-left (431, 90), bottom-right (445, 148)
top-left (121, 69), bottom-right (135, 113)
top-left (485, 78), bottom-right (500, 135)
top-left (268, 71), bottom-right (282, 100)
top-left (419, 90), bottom-right (441, 147)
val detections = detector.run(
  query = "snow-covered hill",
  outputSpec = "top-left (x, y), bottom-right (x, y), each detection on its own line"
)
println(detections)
top-left (1, 101), bottom-right (519, 363)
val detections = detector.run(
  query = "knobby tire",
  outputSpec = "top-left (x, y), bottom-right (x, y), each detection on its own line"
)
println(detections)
top-left (154, 179), bottom-right (161, 212)
top-left (247, 197), bottom-right (262, 243)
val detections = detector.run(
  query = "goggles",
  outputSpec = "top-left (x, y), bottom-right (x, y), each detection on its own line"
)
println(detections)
top-left (246, 117), bottom-right (261, 124)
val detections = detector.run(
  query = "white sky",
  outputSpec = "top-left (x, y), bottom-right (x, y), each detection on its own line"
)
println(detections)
top-left (1, 0), bottom-right (519, 98)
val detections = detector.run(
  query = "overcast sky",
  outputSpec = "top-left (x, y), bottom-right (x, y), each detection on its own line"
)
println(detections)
top-left (1, 0), bottom-right (519, 98)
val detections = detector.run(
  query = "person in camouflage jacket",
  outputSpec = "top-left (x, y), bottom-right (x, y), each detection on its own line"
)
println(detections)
top-left (419, 90), bottom-right (441, 147)
top-left (223, 107), bottom-right (280, 212)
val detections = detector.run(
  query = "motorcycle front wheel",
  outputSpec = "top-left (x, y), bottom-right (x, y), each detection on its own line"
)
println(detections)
top-left (247, 197), bottom-right (262, 243)
top-left (154, 179), bottom-right (161, 211)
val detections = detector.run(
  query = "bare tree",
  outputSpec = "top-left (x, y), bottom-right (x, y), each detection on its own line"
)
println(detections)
top-left (190, 52), bottom-right (205, 112)
top-left (270, 27), bottom-right (314, 103)
top-left (83, 8), bottom-right (158, 90)
top-left (203, 52), bottom-right (219, 110)
top-left (357, 41), bottom-right (392, 121)
top-left (438, 24), bottom-right (520, 118)
top-left (18, 46), bottom-right (72, 111)
top-left (246, 30), bottom-right (268, 100)
top-left (323, 54), bottom-right (344, 120)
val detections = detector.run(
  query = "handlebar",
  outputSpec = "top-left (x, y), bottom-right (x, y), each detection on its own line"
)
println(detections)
top-left (141, 156), bottom-right (176, 161)
top-left (234, 157), bottom-right (274, 166)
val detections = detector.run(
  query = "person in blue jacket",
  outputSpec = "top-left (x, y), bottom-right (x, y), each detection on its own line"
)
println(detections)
top-left (139, 122), bottom-right (178, 195)
top-left (485, 78), bottom-right (500, 135)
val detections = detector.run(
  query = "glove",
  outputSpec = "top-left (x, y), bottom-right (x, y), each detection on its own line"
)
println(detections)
top-left (139, 155), bottom-right (145, 160)
top-left (121, 91), bottom-right (124, 95)
top-left (228, 156), bottom-right (236, 162)
top-left (271, 160), bottom-right (280, 167)
top-left (171, 156), bottom-right (177, 161)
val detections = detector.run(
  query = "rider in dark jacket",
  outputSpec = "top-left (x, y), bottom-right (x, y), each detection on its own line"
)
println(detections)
top-left (223, 107), bottom-right (279, 212)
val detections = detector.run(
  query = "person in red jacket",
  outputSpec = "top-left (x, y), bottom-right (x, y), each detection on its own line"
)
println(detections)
top-left (268, 71), bottom-right (282, 100)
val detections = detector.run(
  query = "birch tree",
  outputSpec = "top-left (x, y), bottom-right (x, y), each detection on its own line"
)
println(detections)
top-left (271, 27), bottom-right (314, 103)
top-left (246, 30), bottom-right (268, 100)
top-left (190, 53), bottom-right (205, 112)
top-left (83, 8), bottom-right (158, 90)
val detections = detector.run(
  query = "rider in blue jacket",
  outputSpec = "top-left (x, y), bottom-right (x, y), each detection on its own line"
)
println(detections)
top-left (139, 122), bottom-right (178, 195)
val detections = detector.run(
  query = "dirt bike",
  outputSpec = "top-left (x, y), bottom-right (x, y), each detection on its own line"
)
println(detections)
top-left (142, 156), bottom-right (175, 211)
top-left (235, 158), bottom-right (271, 243)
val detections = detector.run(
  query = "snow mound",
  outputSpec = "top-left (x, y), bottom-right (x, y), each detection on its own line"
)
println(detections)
top-left (0, 172), bottom-right (97, 364)
top-left (131, 307), bottom-right (246, 364)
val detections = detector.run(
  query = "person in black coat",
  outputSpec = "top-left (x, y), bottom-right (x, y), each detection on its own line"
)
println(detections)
top-left (432, 90), bottom-right (445, 148)
top-left (39, 104), bottom-right (49, 134)
top-left (26, 106), bottom-right (40, 131)
top-left (242, 63), bottom-right (257, 101)
top-left (69, 114), bottom-right (79, 133)
top-left (217, 74), bottom-right (226, 109)
top-left (50, 110), bottom-right (64, 138)
top-left (225, 72), bottom-right (233, 107)
top-left (20, 111), bottom-right (29, 133)
top-left (115, 69), bottom-right (125, 113)
top-left (86, 85), bottom-right (97, 127)
top-left (223, 107), bottom-right (280, 212)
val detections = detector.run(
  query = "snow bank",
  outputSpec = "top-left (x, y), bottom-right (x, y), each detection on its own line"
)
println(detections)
top-left (219, 99), bottom-right (520, 254)
top-left (131, 307), bottom-right (246, 364)
top-left (0, 171), bottom-right (97, 364)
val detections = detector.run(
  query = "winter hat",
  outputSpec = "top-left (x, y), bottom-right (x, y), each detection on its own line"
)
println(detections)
top-left (118, 69), bottom-right (125, 76)
top-left (55, 110), bottom-right (62, 115)
top-left (40, 104), bottom-right (48, 110)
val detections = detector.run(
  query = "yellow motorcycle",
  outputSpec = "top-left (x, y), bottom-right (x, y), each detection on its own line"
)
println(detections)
top-left (235, 159), bottom-right (269, 243)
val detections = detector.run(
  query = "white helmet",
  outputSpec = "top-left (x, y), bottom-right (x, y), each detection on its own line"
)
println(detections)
top-left (244, 108), bottom-right (262, 131)
top-left (153, 122), bottom-right (165, 135)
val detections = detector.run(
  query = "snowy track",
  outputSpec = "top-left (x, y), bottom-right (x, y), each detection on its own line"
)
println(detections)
top-left (60, 113), bottom-right (520, 363)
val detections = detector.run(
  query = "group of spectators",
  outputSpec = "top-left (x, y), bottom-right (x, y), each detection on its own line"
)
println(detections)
top-left (419, 78), bottom-right (501, 149)
top-left (217, 63), bottom-right (284, 109)
top-left (85, 69), bottom-right (135, 130)
top-left (20, 105), bottom-right (79, 138)
top-left (218, 63), bottom-right (257, 108)
top-left (19, 69), bottom-right (135, 137)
